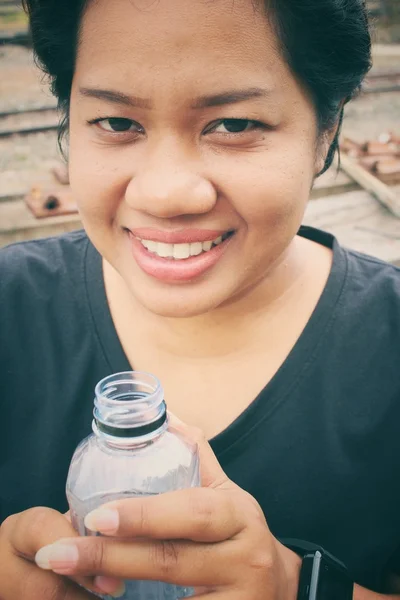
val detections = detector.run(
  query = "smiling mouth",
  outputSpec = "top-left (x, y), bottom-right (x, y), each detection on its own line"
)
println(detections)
top-left (136, 231), bottom-right (234, 260)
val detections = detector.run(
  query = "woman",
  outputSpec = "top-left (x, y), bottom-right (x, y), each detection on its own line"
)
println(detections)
top-left (1, 0), bottom-right (400, 598)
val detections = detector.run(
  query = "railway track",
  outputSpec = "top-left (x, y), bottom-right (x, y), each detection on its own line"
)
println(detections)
top-left (0, 105), bottom-right (59, 138)
top-left (364, 70), bottom-right (400, 94)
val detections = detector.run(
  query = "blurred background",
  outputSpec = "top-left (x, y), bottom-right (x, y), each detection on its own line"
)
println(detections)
top-left (0, 0), bottom-right (399, 264)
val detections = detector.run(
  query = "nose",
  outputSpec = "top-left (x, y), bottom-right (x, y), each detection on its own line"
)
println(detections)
top-left (125, 141), bottom-right (217, 219)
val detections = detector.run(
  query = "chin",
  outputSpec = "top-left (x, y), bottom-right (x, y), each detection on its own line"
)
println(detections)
top-left (139, 298), bottom-right (214, 319)
top-left (130, 283), bottom-right (227, 319)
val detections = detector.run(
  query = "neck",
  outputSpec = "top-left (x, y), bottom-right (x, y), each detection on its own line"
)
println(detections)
top-left (103, 235), bottom-right (331, 360)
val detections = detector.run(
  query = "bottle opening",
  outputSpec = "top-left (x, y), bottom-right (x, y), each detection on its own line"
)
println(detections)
top-left (93, 371), bottom-right (167, 439)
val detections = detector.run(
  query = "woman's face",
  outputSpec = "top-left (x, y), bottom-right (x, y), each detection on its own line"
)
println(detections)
top-left (70, 0), bottom-right (325, 317)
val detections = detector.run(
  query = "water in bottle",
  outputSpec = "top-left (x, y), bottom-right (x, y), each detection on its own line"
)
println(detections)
top-left (66, 371), bottom-right (200, 599)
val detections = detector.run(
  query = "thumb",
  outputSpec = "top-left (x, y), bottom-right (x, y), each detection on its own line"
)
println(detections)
top-left (167, 412), bottom-right (231, 488)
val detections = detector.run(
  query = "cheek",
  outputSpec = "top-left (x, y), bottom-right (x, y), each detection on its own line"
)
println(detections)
top-left (69, 130), bottom-right (127, 227)
top-left (68, 110), bottom-right (316, 238)
top-left (213, 135), bottom-right (315, 232)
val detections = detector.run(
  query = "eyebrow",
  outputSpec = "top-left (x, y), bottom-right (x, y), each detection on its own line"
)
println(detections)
top-left (79, 87), bottom-right (151, 109)
top-left (78, 86), bottom-right (272, 109)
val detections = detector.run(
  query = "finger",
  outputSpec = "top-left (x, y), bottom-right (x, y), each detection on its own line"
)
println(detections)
top-left (0, 536), bottom-right (95, 600)
top-left (8, 507), bottom-right (80, 560)
top-left (5, 508), bottom-right (123, 598)
top-left (83, 487), bottom-right (246, 541)
top-left (192, 590), bottom-right (234, 599)
top-left (169, 416), bottom-right (265, 524)
top-left (34, 536), bottom-right (237, 587)
top-left (168, 413), bottom-right (231, 488)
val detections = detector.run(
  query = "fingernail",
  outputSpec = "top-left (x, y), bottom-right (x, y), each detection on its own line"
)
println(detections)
top-left (95, 576), bottom-right (126, 598)
top-left (35, 542), bottom-right (79, 571)
top-left (84, 507), bottom-right (119, 534)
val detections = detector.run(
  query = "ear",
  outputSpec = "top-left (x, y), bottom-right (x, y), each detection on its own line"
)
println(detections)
top-left (314, 103), bottom-right (345, 176)
top-left (314, 129), bottom-right (337, 175)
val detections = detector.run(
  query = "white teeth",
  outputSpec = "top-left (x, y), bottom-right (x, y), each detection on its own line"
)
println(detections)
top-left (143, 240), bottom-right (157, 252)
top-left (156, 242), bottom-right (173, 258)
top-left (190, 242), bottom-right (203, 256)
top-left (202, 240), bottom-right (213, 251)
top-left (139, 233), bottom-right (231, 259)
top-left (173, 243), bottom-right (190, 259)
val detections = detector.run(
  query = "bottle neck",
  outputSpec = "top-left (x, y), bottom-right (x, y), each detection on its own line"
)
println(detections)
top-left (93, 414), bottom-right (169, 450)
top-left (92, 371), bottom-right (167, 448)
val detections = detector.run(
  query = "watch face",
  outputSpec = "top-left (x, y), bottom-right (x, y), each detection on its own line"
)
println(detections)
top-left (299, 553), bottom-right (353, 600)
top-left (317, 558), bottom-right (353, 600)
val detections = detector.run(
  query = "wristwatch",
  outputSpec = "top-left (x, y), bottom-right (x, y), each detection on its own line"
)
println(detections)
top-left (280, 538), bottom-right (354, 600)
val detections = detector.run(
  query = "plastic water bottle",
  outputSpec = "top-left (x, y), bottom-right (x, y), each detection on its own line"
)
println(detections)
top-left (66, 371), bottom-right (200, 599)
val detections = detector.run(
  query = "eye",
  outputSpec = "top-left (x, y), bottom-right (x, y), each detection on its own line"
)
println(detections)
top-left (207, 119), bottom-right (262, 135)
top-left (96, 117), bottom-right (140, 133)
top-left (102, 118), bottom-right (134, 133)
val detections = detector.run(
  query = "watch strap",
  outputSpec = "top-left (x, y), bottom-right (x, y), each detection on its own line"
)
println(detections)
top-left (279, 538), bottom-right (353, 600)
top-left (279, 538), bottom-right (348, 571)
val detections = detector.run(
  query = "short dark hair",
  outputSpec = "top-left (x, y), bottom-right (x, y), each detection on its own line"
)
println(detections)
top-left (23, 0), bottom-right (372, 173)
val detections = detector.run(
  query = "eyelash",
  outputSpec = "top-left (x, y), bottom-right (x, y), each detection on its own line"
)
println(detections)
top-left (205, 119), bottom-right (267, 136)
top-left (87, 117), bottom-right (268, 138)
top-left (87, 117), bottom-right (144, 135)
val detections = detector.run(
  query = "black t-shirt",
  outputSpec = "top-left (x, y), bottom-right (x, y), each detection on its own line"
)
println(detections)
top-left (1, 226), bottom-right (400, 592)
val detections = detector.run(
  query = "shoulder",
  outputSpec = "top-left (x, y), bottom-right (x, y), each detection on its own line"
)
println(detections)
top-left (302, 225), bottom-right (400, 327)
top-left (0, 230), bottom-right (92, 331)
top-left (328, 247), bottom-right (400, 408)
top-left (0, 228), bottom-right (89, 271)
top-left (0, 230), bottom-right (89, 298)
top-left (342, 247), bottom-right (400, 318)
top-left (0, 230), bottom-right (97, 379)
top-left (346, 247), bottom-right (400, 288)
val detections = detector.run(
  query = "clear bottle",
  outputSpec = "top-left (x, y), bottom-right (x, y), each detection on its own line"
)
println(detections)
top-left (66, 371), bottom-right (200, 600)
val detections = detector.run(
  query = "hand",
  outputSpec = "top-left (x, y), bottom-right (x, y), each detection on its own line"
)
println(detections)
top-left (34, 416), bottom-right (301, 599)
top-left (0, 506), bottom-right (124, 599)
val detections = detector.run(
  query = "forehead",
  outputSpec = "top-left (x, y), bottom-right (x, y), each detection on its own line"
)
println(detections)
top-left (76, 0), bottom-right (291, 90)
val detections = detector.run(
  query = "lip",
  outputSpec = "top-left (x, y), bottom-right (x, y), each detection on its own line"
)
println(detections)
top-left (128, 231), bottom-right (234, 283)
top-left (130, 227), bottom-right (227, 244)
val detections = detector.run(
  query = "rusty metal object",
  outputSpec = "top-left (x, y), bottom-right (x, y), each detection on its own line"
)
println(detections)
top-left (373, 158), bottom-right (400, 175)
top-left (340, 137), bottom-right (363, 158)
top-left (359, 156), bottom-right (379, 170)
top-left (340, 154), bottom-right (400, 217)
top-left (339, 132), bottom-right (400, 217)
top-left (25, 185), bottom-right (78, 219)
top-left (361, 140), bottom-right (399, 156)
top-left (340, 133), bottom-right (400, 184)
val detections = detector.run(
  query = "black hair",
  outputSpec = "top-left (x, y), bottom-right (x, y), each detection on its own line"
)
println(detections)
top-left (23, 0), bottom-right (372, 173)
